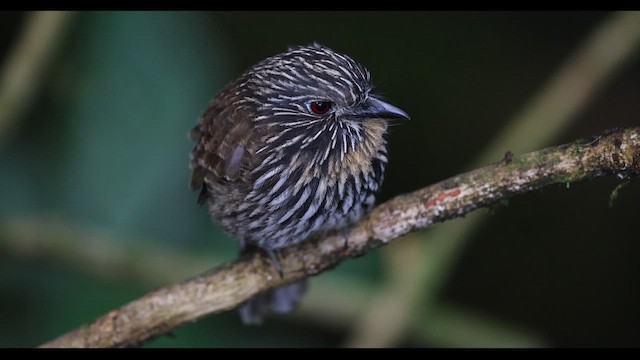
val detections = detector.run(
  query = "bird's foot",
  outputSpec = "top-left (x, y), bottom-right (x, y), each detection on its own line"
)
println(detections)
top-left (264, 248), bottom-right (284, 278)
top-left (341, 227), bottom-right (350, 249)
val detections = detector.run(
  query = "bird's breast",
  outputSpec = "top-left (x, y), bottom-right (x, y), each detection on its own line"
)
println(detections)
top-left (231, 119), bottom-right (388, 249)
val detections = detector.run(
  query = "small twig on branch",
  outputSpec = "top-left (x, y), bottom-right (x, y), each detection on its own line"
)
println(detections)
top-left (41, 127), bottom-right (640, 348)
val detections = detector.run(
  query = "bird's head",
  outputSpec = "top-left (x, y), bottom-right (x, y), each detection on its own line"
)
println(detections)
top-left (220, 43), bottom-right (409, 171)
top-left (235, 44), bottom-right (409, 148)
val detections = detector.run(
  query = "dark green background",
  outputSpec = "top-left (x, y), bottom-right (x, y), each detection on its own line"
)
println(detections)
top-left (0, 11), bottom-right (639, 347)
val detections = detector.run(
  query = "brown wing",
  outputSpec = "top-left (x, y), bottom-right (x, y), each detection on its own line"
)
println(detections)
top-left (189, 88), bottom-right (255, 205)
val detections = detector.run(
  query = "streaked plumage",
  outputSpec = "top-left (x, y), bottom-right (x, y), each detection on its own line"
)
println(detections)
top-left (190, 43), bottom-right (409, 324)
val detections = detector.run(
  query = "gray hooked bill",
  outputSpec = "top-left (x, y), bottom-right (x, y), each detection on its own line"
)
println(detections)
top-left (346, 96), bottom-right (410, 121)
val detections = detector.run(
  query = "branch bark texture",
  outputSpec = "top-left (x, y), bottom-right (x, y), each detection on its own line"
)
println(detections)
top-left (41, 127), bottom-right (640, 348)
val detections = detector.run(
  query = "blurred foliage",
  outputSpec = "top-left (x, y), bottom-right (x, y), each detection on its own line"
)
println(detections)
top-left (0, 11), bottom-right (639, 347)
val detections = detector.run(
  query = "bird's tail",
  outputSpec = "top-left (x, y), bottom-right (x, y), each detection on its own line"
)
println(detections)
top-left (238, 279), bottom-right (308, 325)
top-left (237, 242), bottom-right (308, 325)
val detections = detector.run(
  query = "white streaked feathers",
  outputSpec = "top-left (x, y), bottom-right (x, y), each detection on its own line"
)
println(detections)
top-left (206, 43), bottom-right (387, 250)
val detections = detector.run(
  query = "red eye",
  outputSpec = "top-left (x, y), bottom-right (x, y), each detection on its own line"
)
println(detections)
top-left (309, 101), bottom-right (332, 115)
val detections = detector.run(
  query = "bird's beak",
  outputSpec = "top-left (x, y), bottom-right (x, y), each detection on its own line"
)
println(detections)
top-left (347, 96), bottom-right (411, 121)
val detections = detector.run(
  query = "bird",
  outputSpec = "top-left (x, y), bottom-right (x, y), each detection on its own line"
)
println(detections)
top-left (189, 43), bottom-right (410, 324)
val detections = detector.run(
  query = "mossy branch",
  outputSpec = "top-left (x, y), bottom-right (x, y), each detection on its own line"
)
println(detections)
top-left (41, 127), bottom-right (640, 348)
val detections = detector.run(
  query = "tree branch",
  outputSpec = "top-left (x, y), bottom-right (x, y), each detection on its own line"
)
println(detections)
top-left (345, 10), bottom-right (640, 346)
top-left (40, 127), bottom-right (640, 348)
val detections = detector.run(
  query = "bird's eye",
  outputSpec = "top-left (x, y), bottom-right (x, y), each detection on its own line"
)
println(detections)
top-left (309, 101), bottom-right (332, 115)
